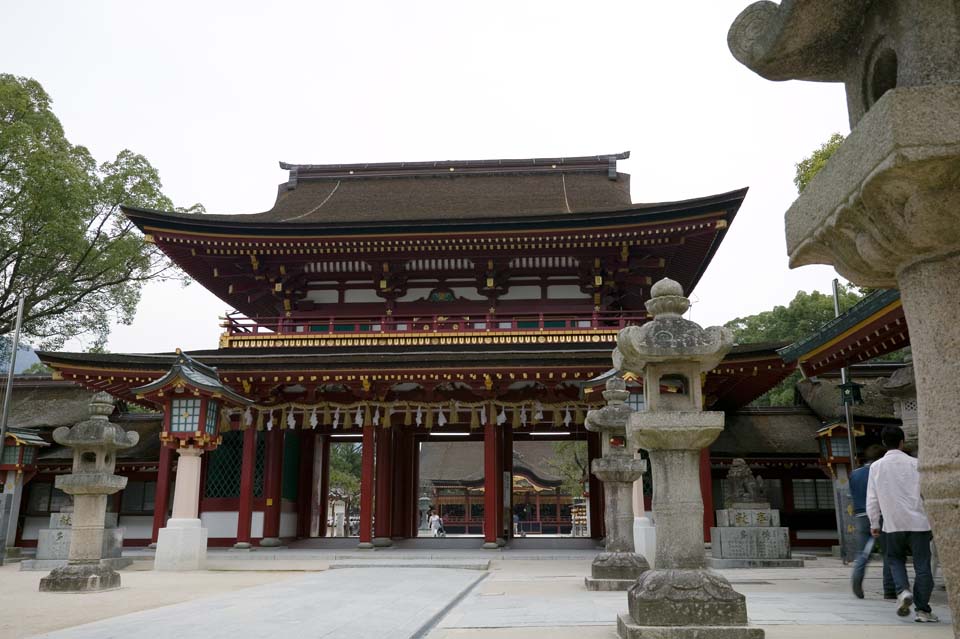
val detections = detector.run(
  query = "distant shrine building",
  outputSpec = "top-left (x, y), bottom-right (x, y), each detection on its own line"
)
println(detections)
top-left (13, 152), bottom-right (844, 549)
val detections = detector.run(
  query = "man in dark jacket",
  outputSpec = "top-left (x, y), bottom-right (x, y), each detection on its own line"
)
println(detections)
top-left (850, 444), bottom-right (894, 599)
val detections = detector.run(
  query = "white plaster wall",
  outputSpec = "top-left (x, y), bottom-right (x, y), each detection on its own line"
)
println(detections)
top-left (280, 512), bottom-right (297, 538)
top-left (450, 287), bottom-right (486, 301)
top-left (201, 511), bottom-right (239, 538)
top-left (118, 515), bottom-right (153, 539)
top-left (344, 289), bottom-right (380, 304)
top-left (304, 289), bottom-right (338, 304)
top-left (546, 284), bottom-right (590, 299)
top-left (498, 285), bottom-right (541, 301)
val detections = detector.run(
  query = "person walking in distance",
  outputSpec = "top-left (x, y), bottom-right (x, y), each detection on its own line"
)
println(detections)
top-left (850, 444), bottom-right (895, 599)
top-left (866, 426), bottom-right (939, 623)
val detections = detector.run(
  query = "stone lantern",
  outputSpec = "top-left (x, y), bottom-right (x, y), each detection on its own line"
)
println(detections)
top-left (584, 376), bottom-right (650, 590)
top-left (614, 278), bottom-right (761, 639)
top-left (880, 361), bottom-right (918, 454)
top-left (132, 350), bottom-right (251, 571)
top-left (38, 392), bottom-right (138, 592)
top-left (729, 3), bottom-right (960, 630)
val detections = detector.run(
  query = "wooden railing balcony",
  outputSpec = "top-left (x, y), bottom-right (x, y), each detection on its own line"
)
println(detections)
top-left (219, 310), bottom-right (646, 349)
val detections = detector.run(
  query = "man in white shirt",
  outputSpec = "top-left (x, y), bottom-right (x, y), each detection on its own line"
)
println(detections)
top-left (866, 426), bottom-right (938, 623)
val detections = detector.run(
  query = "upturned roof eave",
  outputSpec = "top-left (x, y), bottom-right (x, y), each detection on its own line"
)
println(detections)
top-left (777, 289), bottom-right (902, 363)
top-left (121, 187), bottom-right (748, 237)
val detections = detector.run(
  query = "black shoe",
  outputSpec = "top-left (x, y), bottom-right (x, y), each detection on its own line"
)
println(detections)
top-left (851, 575), bottom-right (864, 599)
top-left (883, 593), bottom-right (897, 600)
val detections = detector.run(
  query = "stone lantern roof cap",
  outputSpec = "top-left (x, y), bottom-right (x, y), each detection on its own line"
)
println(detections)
top-left (52, 392), bottom-right (139, 451)
top-left (612, 278), bottom-right (734, 374)
top-left (727, 1), bottom-right (866, 82)
top-left (131, 350), bottom-right (252, 407)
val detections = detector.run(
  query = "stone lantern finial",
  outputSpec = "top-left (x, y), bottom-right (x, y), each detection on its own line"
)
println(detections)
top-left (644, 278), bottom-right (689, 318)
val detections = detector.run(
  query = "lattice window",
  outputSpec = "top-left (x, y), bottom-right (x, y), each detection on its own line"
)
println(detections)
top-left (254, 431), bottom-right (266, 498)
top-left (793, 478), bottom-right (835, 510)
top-left (205, 401), bottom-right (220, 434)
top-left (204, 431), bottom-right (243, 498)
top-left (902, 399), bottom-right (917, 416)
top-left (171, 398), bottom-right (201, 432)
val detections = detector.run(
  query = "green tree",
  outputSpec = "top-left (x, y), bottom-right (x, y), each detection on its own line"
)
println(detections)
top-left (0, 74), bottom-right (200, 350)
top-left (21, 361), bottom-right (51, 375)
top-left (329, 442), bottom-right (362, 513)
top-left (725, 286), bottom-right (864, 406)
top-left (794, 133), bottom-right (845, 193)
top-left (548, 440), bottom-right (588, 498)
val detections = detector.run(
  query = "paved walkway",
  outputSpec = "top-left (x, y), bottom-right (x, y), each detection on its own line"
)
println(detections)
top-left (33, 568), bottom-right (485, 639)
top-left (7, 554), bottom-right (952, 639)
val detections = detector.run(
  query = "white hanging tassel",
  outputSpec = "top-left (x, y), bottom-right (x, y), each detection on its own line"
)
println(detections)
top-left (309, 408), bottom-right (318, 429)
top-left (287, 409), bottom-right (296, 430)
top-left (519, 405), bottom-right (527, 426)
top-left (415, 405), bottom-right (423, 426)
top-left (243, 407), bottom-right (253, 427)
top-left (373, 406), bottom-right (381, 426)
top-left (266, 410), bottom-right (274, 431)
top-left (437, 406), bottom-right (447, 427)
top-left (332, 407), bottom-right (341, 429)
top-left (497, 405), bottom-right (507, 426)
top-left (355, 405), bottom-right (364, 428)
top-left (563, 407), bottom-right (572, 427)
top-left (534, 401), bottom-right (544, 421)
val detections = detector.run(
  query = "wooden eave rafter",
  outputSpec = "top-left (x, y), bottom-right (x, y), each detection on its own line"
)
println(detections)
top-left (779, 294), bottom-right (908, 378)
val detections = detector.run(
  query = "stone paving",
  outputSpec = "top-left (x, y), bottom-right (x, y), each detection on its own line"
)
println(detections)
top-left (2, 552), bottom-right (952, 639)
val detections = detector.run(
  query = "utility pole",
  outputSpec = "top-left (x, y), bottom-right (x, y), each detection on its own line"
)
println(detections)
top-left (832, 280), bottom-right (858, 471)
top-left (0, 298), bottom-right (25, 464)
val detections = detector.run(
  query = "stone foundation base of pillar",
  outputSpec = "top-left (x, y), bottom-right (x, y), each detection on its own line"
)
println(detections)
top-left (39, 561), bottom-right (121, 593)
top-left (617, 613), bottom-right (764, 639)
top-left (705, 557), bottom-right (803, 569)
top-left (585, 577), bottom-right (637, 591)
top-left (21, 557), bottom-right (132, 572)
top-left (627, 569), bottom-right (750, 627)
top-left (231, 542), bottom-right (253, 551)
top-left (634, 519), bottom-right (656, 569)
top-left (481, 541), bottom-right (499, 550)
top-left (357, 542), bottom-right (374, 549)
top-left (259, 537), bottom-right (282, 547)
top-left (590, 551), bottom-right (649, 586)
top-left (372, 537), bottom-right (393, 547)
top-left (154, 518), bottom-right (207, 571)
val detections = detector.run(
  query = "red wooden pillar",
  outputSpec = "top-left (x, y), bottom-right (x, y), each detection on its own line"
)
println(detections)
top-left (700, 448), bottom-right (715, 543)
top-left (495, 424), bottom-right (505, 541)
top-left (260, 427), bottom-right (283, 545)
top-left (151, 445), bottom-right (173, 544)
top-left (395, 430), bottom-right (415, 538)
top-left (358, 423), bottom-right (375, 547)
top-left (482, 420), bottom-right (498, 547)
top-left (390, 429), bottom-right (406, 539)
top-left (317, 435), bottom-right (330, 537)
top-left (235, 427), bottom-right (257, 547)
top-left (587, 431), bottom-right (604, 539)
top-left (503, 425), bottom-right (513, 538)
top-left (297, 431), bottom-right (316, 539)
top-left (374, 426), bottom-right (394, 544)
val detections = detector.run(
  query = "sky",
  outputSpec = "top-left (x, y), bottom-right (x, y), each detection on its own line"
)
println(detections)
top-left (1, 1), bottom-right (851, 355)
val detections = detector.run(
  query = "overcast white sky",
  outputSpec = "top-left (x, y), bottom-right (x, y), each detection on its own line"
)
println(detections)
top-left (1, 1), bottom-right (850, 355)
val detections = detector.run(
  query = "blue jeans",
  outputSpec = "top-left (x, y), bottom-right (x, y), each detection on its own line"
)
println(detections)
top-left (885, 530), bottom-right (934, 613)
top-left (852, 515), bottom-right (895, 595)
